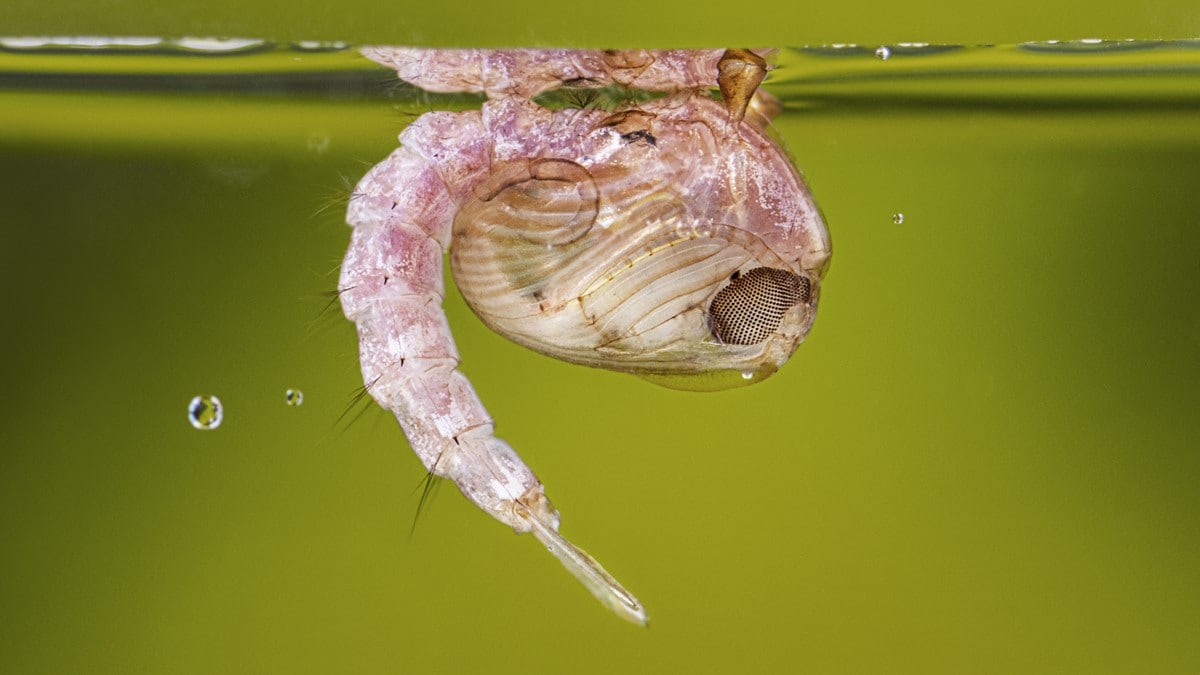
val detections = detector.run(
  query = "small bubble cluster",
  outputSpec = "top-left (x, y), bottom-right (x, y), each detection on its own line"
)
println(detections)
top-left (188, 395), bottom-right (223, 430)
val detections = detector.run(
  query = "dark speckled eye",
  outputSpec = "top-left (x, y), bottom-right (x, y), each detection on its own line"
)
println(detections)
top-left (708, 267), bottom-right (810, 345)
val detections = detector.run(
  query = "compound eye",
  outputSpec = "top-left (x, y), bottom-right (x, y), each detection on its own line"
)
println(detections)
top-left (708, 267), bottom-right (812, 345)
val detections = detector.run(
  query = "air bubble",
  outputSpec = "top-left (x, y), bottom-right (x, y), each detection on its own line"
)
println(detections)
top-left (173, 37), bottom-right (267, 53)
top-left (0, 36), bottom-right (164, 50)
top-left (286, 389), bottom-right (304, 406)
top-left (875, 46), bottom-right (891, 60)
top-left (741, 370), bottom-right (755, 380)
top-left (291, 40), bottom-right (350, 52)
top-left (188, 395), bottom-right (223, 430)
top-left (892, 213), bottom-right (905, 224)
top-left (306, 132), bottom-right (330, 154)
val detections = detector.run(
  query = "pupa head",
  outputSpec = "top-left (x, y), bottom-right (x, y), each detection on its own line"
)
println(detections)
top-left (450, 93), bottom-right (831, 391)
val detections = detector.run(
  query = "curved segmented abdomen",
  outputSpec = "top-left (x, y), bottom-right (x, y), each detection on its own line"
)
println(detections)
top-left (339, 132), bottom-right (548, 531)
top-left (339, 121), bottom-right (647, 624)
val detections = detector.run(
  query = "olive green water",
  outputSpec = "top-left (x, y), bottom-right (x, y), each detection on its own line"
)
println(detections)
top-left (1, 41), bottom-right (1198, 673)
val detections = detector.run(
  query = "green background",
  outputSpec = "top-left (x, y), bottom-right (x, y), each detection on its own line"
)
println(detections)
top-left (2, 4), bottom-right (1200, 673)
top-left (4, 0), bottom-right (1200, 46)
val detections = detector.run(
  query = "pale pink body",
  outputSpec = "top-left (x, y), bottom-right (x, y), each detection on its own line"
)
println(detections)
top-left (339, 48), bottom-right (830, 623)
top-left (365, 47), bottom-right (731, 97)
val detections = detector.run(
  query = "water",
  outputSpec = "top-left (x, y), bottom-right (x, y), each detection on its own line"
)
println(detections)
top-left (2, 40), bottom-right (1198, 674)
